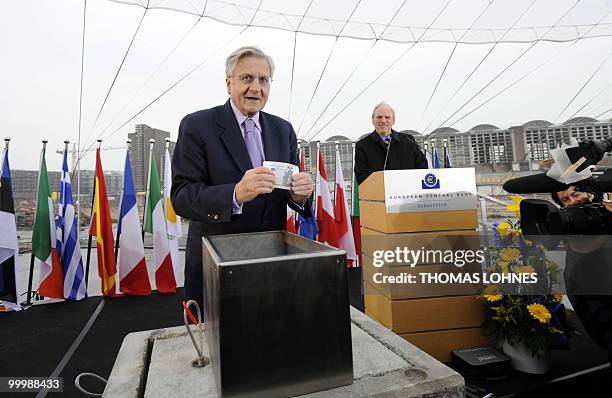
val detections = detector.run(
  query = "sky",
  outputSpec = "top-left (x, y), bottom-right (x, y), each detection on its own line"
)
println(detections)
top-left (2, 0), bottom-right (612, 172)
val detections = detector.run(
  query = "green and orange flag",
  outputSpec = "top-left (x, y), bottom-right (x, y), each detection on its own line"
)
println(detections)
top-left (351, 174), bottom-right (361, 267)
top-left (33, 143), bottom-right (63, 298)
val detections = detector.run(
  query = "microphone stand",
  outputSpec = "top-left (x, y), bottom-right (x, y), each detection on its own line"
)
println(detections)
top-left (383, 133), bottom-right (393, 171)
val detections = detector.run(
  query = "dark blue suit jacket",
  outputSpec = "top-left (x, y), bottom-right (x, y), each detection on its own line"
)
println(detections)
top-left (171, 100), bottom-right (307, 308)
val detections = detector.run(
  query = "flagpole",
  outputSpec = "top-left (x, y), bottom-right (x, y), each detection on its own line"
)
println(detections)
top-left (142, 139), bottom-right (154, 240)
top-left (84, 139), bottom-right (101, 289)
top-left (115, 139), bottom-right (131, 262)
top-left (60, 140), bottom-right (69, 258)
top-left (1, 138), bottom-right (7, 177)
top-left (27, 140), bottom-right (47, 305)
top-left (351, 141), bottom-right (356, 215)
top-left (314, 141), bottom-right (320, 219)
top-left (164, 138), bottom-right (171, 197)
top-left (443, 139), bottom-right (448, 168)
top-left (333, 142), bottom-right (340, 204)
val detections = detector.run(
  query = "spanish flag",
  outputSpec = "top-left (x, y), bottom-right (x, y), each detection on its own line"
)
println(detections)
top-left (90, 149), bottom-right (117, 297)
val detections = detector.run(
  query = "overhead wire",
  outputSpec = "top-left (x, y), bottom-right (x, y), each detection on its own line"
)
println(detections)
top-left (306, 0), bottom-right (453, 142)
top-left (288, 0), bottom-right (316, 121)
top-left (83, 3), bottom-right (151, 149)
top-left (555, 48), bottom-right (612, 122)
top-left (421, 0), bottom-right (538, 137)
top-left (565, 80), bottom-right (612, 122)
top-left (75, 0), bottom-right (87, 178)
top-left (595, 104), bottom-right (612, 119)
top-left (96, 1), bottom-right (210, 141)
top-left (452, 9), bottom-right (612, 198)
top-left (442, 4), bottom-right (612, 133)
top-left (108, 0), bottom-right (612, 45)
top-left (83, 0), bottom-right (265, 152)
top-left (75, 0), bottom-right (88, 224)
top-left (295, 0), bottom-right (364, 136)
top-left (425, 0), bottom-right (581, 140)
top-left (301, 0), bottom-right (410, 140)
top-left (415, 1), bottom-right (494, 131)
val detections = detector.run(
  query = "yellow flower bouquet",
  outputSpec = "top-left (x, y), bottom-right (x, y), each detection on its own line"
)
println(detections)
top-left (481, 196), bottom-right (572, 358)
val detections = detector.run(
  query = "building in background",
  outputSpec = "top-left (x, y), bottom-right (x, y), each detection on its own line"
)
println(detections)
top-left (10, 117), bottom-right (612, 207)
top-left (128, 124), bottom-right (176, 193)
top-left (412, 117), bottom-right (612, 172)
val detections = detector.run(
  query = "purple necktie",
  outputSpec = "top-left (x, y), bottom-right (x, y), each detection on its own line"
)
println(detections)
top-left (243, 118), bottom-right (263, 167)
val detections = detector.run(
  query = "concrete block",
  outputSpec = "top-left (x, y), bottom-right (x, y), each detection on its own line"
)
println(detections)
top-left (104, 307), bottom-right (464, 398)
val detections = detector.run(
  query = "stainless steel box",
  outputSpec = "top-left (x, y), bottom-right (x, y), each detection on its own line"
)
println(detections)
top-left (202, 231), bottom-right (353, 397)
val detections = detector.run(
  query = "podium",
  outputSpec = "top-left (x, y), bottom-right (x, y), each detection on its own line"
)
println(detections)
top-left (360, 169), bottom-right (487, 362)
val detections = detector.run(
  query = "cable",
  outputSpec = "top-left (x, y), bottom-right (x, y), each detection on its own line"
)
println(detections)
top-left (288, 0), bottom-right (315, 121)
top-left (441, 5), bottom-right (612, 134)
top-left (446, 41), bottom-right (574, 130)
top-left (108, 0), bottom-right (612, 45)
top-left (595, 104), bottom-right (612, 119)
top-left (426, 0), bottom-right (581, 140)
top-left (295, 0), bottom-right (365, 136)
top-left (84, 4), bottom-right (151, 148)
top-left (424, 0), bottom-right (537, 137)
top-left (301, 0), bottom-right (410, 140)
top-left (307, 0), bottom-right (453, 141)
top-left (74, 373), bottom-right (107, 397)
top-left (81, 0), bottom-right (264, 152)
top-left (95, 5), bottom-right (208, 141)
top-left (565, 80), bottom-right (612, 121)
top-left (420, 0), bottom-right (537, 136)
top-left (555, 47), bottom-right (612, 122)
top-left (76, 0), bottom-right (87, 228)
top-left (415, 1), bottom-right (493, 131)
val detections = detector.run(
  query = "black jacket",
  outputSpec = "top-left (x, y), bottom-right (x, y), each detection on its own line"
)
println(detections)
top-left (354, 130), bottom-right (428, 184)
top-left (171, 100), bottom-right (309, 309)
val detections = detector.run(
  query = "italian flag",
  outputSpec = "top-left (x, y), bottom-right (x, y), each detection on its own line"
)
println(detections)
top-left (164, 148), bottom-right (182, 282)
top-left (144, 155), bottom-right (176, 293)
top-left (351, 173), bottom-right (362, 267)
top-left (33, 146), bottom-right (63, 299)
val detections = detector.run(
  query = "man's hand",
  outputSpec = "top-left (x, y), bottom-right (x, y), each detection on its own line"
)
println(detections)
top-left (290, 172), bottom-right (314, 204)
top-left (235, 167), bottom-right (275, 204)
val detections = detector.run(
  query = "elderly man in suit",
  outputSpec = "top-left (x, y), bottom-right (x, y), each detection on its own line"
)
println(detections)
top-left (354, 102), bottom-right (428, 185)
top-left (171, 46), bottom-right (313, 309)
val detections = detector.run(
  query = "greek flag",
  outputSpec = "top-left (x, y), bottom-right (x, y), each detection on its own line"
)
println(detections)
top-left (58, 150), bottom-right (86, 300)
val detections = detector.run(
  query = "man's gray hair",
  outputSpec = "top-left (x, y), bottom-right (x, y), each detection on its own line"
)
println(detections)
top-left (371, 102), bottom-right (395, 118)
top-left (225, 46), bottom-right (275, 77)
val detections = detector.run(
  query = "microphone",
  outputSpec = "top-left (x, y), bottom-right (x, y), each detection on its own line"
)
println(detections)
top-left (503, 173), bottom-right (570, 194)
top-left (504, 169), bottom-right (612, 194)
top-left (383, 134), bottom-right (392, 170)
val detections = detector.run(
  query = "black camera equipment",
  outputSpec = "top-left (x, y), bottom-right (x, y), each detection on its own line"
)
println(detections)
top-left (506, 137), bottom-right (612, 363)
top-left (520, 199), bottom-right (612, 249)
top-left (566, 136), bottom-right (612, 172)
top-left (502, 137), bottom-right (612, 247)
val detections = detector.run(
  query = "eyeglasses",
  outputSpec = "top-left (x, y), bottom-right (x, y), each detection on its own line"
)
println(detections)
top-left (232, 73), bottom-right (272, 86)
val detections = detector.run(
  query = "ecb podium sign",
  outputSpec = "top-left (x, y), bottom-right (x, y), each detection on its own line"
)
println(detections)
top-left (384, 168), bottom-right (477, 214)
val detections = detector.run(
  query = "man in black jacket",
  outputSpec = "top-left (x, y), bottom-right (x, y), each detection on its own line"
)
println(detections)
top-left (354, 102), bottom-right (428, 185)
top-left (172, 46), bottom-right (313, 310)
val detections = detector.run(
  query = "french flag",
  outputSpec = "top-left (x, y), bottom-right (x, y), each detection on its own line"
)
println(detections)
top-left (117, 151), bottom-right (151, 295)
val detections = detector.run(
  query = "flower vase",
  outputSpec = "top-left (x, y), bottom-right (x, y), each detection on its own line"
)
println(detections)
top-left (502, 340), bottom-right (549, 374)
